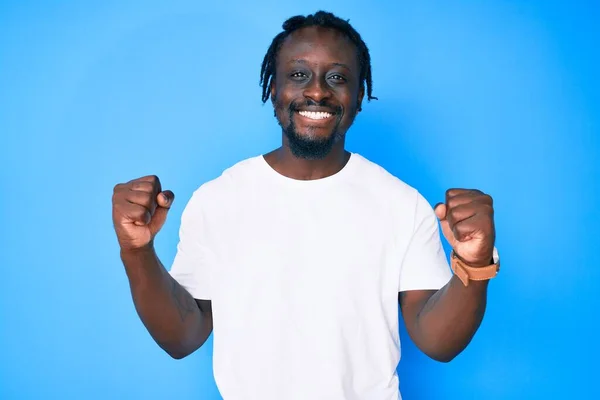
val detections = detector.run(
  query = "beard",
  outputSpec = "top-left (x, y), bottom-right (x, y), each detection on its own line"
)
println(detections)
top-left (283, 117), bottom-right (341, 160)
top-left (276, 99), bottom-right (345, 160)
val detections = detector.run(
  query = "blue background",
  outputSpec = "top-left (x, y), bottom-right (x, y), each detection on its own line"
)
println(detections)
top-left (1, 1), bottom-right (598, 399)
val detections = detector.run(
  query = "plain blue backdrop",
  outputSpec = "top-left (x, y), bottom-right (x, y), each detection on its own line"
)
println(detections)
top-left (1, 0), bottom-right (598, 399)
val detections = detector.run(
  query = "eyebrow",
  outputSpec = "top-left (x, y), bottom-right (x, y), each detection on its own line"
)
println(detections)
top-left (288, 58), bottom-right (352, 71)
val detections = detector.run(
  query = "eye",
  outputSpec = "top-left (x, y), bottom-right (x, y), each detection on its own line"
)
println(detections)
top-left (329, 74), bottom-right (347, 82)
top-left (290, 71), bottom-right (308, 79)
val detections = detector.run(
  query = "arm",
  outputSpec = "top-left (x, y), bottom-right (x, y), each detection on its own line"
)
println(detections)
top-left (398, 188), bottom-right (496, 362)
top-left (122, 245), bottom-right (213, 359)
top-left (112, 175), bottom-right (212, 360)
top-left (399, 277), bottom-right (488, 362)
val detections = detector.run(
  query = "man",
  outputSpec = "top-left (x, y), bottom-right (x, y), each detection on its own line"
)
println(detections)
top-left (112, 10), bottom-right (499, 400)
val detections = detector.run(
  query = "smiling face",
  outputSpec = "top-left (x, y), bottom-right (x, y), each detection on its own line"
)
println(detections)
top-left (271, 26), bottom-right (365, 159)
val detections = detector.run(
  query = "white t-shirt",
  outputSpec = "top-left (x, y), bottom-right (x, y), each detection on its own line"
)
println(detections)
top-left (169, 153), bottom-right (452, 400)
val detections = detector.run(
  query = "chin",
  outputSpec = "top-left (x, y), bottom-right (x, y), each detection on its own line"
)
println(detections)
top-left (284, 125), bottom-right (339, 160)
top-left (297, 128), bottom-right (336, 141)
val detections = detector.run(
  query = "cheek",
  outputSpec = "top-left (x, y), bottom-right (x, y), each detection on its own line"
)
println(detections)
top-left (273, 96), bottom-right (285, 112)
top-left (273, 98), bottom-right (287, 120)
top-left (340, 87), bottom-right (361, 111)
top-left (341, 98), bottom-right (360, 122)
top-left (272, 87), bottom-right (289, 110)
top-left (272, 94), bottom-right (292, 126)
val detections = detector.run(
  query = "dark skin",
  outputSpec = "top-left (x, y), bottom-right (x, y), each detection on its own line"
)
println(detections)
top-left (112, 176), bottom-right (212, 359)
top-left (264, 26), bottom-right (363, 179)
top-left (400, 190), bottom-right (495, 362)
top-left (266, 26), bottom-right (495, 362)
top-left (112, 26), bottom-right (495, 362)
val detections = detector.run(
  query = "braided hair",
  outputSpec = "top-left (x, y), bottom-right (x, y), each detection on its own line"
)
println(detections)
top-left (259, 10), bottom-right (377, 104)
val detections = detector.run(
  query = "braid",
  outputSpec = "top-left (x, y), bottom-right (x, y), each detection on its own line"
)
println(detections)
top-left (259, 10), bottom-right (377, 104)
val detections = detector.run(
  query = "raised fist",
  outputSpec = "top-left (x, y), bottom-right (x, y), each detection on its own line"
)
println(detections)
top-left (434, 188), bottom-right (495, 267)
top-left (112, 175), bottom-right (174, 251)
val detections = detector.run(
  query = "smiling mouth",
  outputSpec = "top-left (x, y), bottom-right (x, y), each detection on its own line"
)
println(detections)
top-left (297, 110), bottom-right (334, 120)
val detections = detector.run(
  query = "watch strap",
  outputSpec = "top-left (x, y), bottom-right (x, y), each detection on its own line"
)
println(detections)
top-left (451, 251), bottom-right (500, 286)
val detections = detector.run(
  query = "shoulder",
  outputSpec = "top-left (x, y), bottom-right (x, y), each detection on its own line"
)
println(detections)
top-left (185, 155), bottom-right (263, 209)
top-left (350, 153), bottom-right (437, 230)
top-left (350, 153), bottom-right (420, 203)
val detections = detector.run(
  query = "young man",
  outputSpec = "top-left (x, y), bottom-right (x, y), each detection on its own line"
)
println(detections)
top-left (112, 10), bottom-right (499, 400)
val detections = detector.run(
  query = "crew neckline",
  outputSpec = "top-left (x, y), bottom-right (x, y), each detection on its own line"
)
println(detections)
top-left (257, 152), bottom-right (359, 186)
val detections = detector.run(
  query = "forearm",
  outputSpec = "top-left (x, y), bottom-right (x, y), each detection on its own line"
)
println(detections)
top-left (412, 276), bottom-right (488, 362)
top-left (121, 245), bottom-right (210, 358)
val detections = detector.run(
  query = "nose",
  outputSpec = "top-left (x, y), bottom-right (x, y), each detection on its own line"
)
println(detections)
top-left (303, 76), bottom-right (332, 103)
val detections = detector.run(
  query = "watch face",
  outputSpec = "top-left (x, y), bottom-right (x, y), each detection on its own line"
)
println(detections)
top-left (493, 247), bottom-right (500, 264)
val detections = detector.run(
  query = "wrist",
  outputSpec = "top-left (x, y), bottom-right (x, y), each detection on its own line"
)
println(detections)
top-left (450, 248), bottom-right (500, 287)
top-left (120, 242), bottom-right (156, 260)
top-left (119, 241), bottom-right (164, 284)
top-left (452, 251), bottom-right (494, 268)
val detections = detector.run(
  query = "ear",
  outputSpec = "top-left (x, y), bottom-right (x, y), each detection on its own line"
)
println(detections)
top-left (270, 80), bottom-right (278, 117)
top-left (357, 85), bottom-right (365, 112)
top-left (270, 79), bottom-right (277, 102)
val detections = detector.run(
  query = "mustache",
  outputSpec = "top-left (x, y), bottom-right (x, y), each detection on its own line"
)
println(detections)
top-left (288, 99), bottom-right (342, 115)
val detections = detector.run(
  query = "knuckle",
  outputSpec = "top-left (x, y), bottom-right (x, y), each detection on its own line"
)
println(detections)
top-left (475, 201), bottom-right (493, 214)
top-left (447, 197), bottom-right (463, 210)
top-left (133, 191), bottom-right (154, 207)
top-left (450, 208), bottom-right (464, 222)
top-left (447, 188), bottom-right (466, 197)
top-left (131, 181), bottom-right (147, 191)
top-left (112, 192), bottom-right (125, 205)
top-left (143, 196), bottom-right (156, 209)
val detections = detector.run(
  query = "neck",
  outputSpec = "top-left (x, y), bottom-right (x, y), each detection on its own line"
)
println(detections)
top-left (264, 138), bottom-right (350, 181)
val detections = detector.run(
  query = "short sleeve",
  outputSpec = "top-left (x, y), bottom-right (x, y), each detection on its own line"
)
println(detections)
top-left (168, 191), bottom-right (212, 300)
top-left (398, 191), bottom-right (452, 292)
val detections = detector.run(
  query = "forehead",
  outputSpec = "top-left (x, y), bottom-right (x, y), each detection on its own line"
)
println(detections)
top-left (277, 26), bottom-right (359, 71)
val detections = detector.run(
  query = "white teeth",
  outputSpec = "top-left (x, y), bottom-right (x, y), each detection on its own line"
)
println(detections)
top-left (298, 111), bottom-right (332, 120)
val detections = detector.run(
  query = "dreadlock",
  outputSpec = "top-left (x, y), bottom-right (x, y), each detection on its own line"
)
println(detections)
top-left (259, 10), bottom-right (377, 104)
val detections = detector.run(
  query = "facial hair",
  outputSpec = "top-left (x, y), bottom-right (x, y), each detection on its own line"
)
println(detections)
top-left (276, 99), bottom-right (345, 160)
